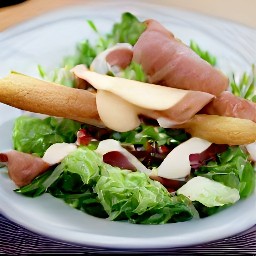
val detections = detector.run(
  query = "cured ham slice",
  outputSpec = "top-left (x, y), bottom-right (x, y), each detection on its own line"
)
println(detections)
top-left (0, 150), bottom-right (50, 187)
top-left (133, 19), bottom-right (228, 96)
top-left (201, 91), bottom-right (256, 122)
top-left (90, 43), bottom-right (133, 75)
top-left (149, 90), bottom-right (215, 126)
top-left (106, 48), bottom-right (133, 69)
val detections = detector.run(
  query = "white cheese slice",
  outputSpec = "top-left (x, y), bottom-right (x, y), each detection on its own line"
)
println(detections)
top-left (72, 65), bottom-right (187, 111)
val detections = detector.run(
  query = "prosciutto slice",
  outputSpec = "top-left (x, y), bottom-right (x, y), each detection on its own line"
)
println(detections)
top-left (201, 91), bottom-right (256, 122)
top-left (0, 150), bottom-right (50, 187)
top-left (106, 48), bottom-right (133, 69)
top-left (133, 19), bottom-right (228, 96)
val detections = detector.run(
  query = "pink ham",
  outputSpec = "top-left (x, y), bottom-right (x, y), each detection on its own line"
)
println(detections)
top-left (106, 48), bottom-right (133, 69)
top-left (0, 150), bottom-right (50, 187)
top-left (152, 90), bottom-right (214, 124)
top-left (201, 91), bottom-right (256, 122)
top-left (72, 65), bottom-right (214, 127)
top-left (133, 19), bottom-right (228, 96)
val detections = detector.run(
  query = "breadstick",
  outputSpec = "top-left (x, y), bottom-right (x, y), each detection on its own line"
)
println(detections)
top-left (175, 114), bottom-right (256, 145)
top-left (0, 72), bottom-right (103, 127)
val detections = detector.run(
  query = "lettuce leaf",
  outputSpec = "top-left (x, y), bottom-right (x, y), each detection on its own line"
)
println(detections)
top-left (15, 147), bottom-right (102, 195)
top-left (16, 147), bottom-right (198, 224)
top-left (95, 164), bottom-right (198, 224)
top-left (177, 176), bottom-right (240, 207)
top-left (12, 116), bottom-right (81, 157)
top-left (195, 146), bottom-right (255, 198)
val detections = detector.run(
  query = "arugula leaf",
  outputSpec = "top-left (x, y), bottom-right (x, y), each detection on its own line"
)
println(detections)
top-left (13, 116), bottom-right (81, 157)
top-left (190, 40), bottom-right (217, 66)
top-left (38, 65), bottom-right (75, 87)
top-left (121, 61), bottom-right (147, 82)
top-left (106, 12), bottom-right (146, 46)
top-left (62, 12), bottom-right (145, 68)
top-left (15, 169), bottom-right (54, 197)
top-left (62, 40), bottom-right (97, 69)
top-left (230, 64), bottom-right (256, 101)
top-left (38, 12), bottom-right (146, 85)
top-left (111, 124), bottom-right (189, 148)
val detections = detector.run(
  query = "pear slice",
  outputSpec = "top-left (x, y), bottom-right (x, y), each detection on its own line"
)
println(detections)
top-left (42, 143), bottom-right (77, 165)
top-left (96, 90), bottom-right (141, 132)
top-left (95, 139), bottom-right (150, 174)
top-left (157, 137), bottom-right (211, 179)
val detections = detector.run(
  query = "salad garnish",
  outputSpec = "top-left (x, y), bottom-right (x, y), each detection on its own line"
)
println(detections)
top-left (0, 12), bottom-right (255, 225)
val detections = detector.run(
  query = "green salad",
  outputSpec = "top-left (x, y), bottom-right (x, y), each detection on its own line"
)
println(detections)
top-left (3, 13), bottom-right (255, 225)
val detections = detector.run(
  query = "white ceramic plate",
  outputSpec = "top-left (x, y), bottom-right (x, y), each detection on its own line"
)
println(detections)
top-left (0, 1), bottom-right (255, 250)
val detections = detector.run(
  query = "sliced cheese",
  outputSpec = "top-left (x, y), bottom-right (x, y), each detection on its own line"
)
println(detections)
top-left (72, 65), bottom-right (187, 111)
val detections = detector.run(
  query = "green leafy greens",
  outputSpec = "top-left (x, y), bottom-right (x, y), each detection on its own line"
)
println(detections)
top-left (13, 116), bottom-right (81, 157)
top-left (195, 146), bottom-right (255, 198)
top-left (111, 124), bottom-right (189, 148)
top-left (38, 12), bottom-right (146, 86)
top-left (190, 40), bottom-right (217, 66)
top-left (16, 147), bottom-right (198, 224)
top-left (105, 12), bottom-right (146, 46)
top-left (230, 64), bottom-right (256, 101)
